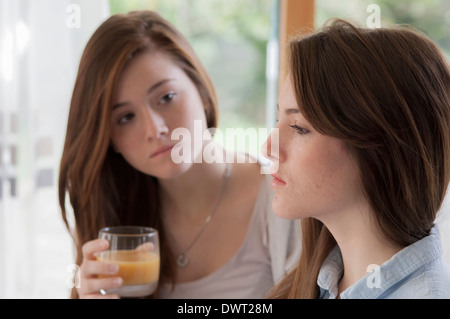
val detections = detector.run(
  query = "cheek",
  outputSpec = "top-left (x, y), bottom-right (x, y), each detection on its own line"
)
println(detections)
top-left (303, 145), bottom-right (342, 191)
top-left (168, 99), bottom-right (206, 135)
top-left (312, 146), bottom-right (360, 213)
top-left (110, 130), bottom-right (123, 152)
top-left (288, 141), bottom-right (360, 218)
top-left (110, 124), bottom-right (146, 160)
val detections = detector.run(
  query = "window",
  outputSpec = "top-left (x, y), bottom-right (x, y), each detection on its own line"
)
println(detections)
top-left (316, 0), bottom-right (450, 59)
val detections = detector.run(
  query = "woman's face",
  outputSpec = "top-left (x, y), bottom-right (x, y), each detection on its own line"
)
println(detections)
top-left (110, 50), bottom-right (207, 179)
top-left (262, 77), bottom-right (364, 222)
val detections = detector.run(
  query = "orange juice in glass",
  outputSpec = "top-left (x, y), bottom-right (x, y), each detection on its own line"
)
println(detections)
top-left (98, 226), bottom-right (160, 297)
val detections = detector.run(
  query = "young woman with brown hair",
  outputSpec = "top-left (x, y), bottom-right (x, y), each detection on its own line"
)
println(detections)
top-left (264, 19), bottom-right (450, 298)
top-left (58, 11), bottom-right (300, 299)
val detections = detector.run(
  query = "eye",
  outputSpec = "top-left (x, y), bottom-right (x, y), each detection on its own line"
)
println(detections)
top-left (289, 125), bottom-right (309, 135)
top-left (118, 113), bottom-right (135, 125)
top-left (159, 92), bottom-right (176, 105)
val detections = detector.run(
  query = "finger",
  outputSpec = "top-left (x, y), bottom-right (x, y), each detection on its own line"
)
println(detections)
top-left (135, 242), bottom-right (154, 252)
top-left (79, 276), bottom-right (123, 297)
top-left (82, 239), bottom-right (109, 260)
top-left (81, 259), bottom-right (119, 277)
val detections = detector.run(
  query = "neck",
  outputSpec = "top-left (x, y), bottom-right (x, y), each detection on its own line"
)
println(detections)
top-left (158, 155), bottom-right (229, 220)
top-left (319, 202), bottom-right (403, 296)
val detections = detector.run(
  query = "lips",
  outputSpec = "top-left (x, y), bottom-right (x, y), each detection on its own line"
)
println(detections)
top-left (271, 173), bottom-right (286, 187)
top-left (150, 144), bottom-right (176, 159)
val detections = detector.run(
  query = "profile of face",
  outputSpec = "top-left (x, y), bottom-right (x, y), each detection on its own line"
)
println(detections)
top-left (263, 77), bottom-right (364, 221)
top-left (110, 50), bottom-right (207, 179)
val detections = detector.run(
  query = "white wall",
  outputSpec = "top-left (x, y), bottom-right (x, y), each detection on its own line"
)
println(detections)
top-left (0, 0), bottom-right (109, 298)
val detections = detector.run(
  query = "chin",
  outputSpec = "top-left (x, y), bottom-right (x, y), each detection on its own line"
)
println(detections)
top-left (271, 200), bottom-right (301, 220)
top-left (152, 162), bottom-right (193, 180)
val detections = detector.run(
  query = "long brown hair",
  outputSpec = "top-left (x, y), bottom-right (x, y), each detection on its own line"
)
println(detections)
top-left (270, 19), bottom-right (450, 298)
top-left (58, 11), bottom-right (218, 298)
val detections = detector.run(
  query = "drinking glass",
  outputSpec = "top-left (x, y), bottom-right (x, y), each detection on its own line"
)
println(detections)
top-left (97, 226), bottom-right (160, 297)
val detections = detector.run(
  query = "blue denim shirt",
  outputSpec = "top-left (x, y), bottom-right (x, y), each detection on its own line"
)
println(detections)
top-left (318, 225), bottom-right (450, 298)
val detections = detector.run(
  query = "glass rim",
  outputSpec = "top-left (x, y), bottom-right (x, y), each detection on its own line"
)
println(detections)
top-left (98, 226), bottom-right (158, 237)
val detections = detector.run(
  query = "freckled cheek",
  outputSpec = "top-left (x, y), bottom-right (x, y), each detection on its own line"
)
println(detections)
top-left (297, 145), bottom-right (344, 194)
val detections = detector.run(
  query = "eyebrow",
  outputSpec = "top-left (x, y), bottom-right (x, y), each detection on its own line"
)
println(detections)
top-left (112, 79), bottom-right (174, 110)
top-left (277, 104), bottom-right (300, 115)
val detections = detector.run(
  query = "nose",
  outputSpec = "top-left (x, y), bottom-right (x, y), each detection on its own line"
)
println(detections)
top-left (261, 127), bottom-right (282, 162)
top-left (144, 109), bottom-right (169, 140)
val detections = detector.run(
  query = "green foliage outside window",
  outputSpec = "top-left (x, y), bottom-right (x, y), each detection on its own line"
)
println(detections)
top-left (316, 0), bottom-right (450, 59)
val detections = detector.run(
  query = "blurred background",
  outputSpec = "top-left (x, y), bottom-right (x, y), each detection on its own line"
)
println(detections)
top-left (0, 0), bottom-right (449, 298)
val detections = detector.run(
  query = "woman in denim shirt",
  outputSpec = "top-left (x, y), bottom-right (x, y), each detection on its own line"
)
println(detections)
top-left (264, 19), bottom-right (450, 299)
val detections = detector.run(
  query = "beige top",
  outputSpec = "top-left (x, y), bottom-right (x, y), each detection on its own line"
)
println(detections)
top-left (159, 174), bottom-right (302, 299)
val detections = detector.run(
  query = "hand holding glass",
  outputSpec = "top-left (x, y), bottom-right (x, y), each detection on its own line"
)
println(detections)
top-left (97, 226), bottom-right (160, 297)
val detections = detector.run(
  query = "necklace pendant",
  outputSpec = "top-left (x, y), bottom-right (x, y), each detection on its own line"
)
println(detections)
top-left (177, 254), bottom-right (189, 268)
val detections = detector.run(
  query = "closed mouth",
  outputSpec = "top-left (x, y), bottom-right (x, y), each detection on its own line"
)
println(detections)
top-left (150, 145), bottom-right (175, 158)
top-left (271, 173), bottom-right (286, 184)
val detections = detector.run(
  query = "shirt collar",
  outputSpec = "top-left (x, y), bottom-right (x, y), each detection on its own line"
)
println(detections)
top-left (317, 225), bottom-right (443, 299)
top-left (317, 245), bottom-right (343, 299)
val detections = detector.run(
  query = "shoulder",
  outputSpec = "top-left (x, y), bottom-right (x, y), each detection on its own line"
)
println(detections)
top-left (386, 258), bottom-right (450, 298)
top-left (227, 153), bottom-right (303, 282)
top-left (218, 154), bottom-right (265, 232)
top-left (230, 153), bottom-right (263, 179)
top-left (227, 153), bottom-right (265, 198)
top-left (421, 258), bottom-right (450, 298)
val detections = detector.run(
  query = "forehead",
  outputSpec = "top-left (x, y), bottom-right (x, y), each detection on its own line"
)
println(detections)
top-left (278, 76), bottom-right (298, 110)
top-left (278, 76), bottom-right (312, 121)
top-left (114, 50), bottom-right (188, 103)
top-left (119, 51), bottom-right (181, 83)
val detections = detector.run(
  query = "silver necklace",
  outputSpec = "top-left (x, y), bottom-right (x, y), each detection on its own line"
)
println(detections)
top-left (176, 163), bottom-right (231, 268)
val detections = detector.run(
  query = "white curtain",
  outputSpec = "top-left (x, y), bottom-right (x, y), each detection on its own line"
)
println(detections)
top-left (0, 0), bottom-right (109, 298)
